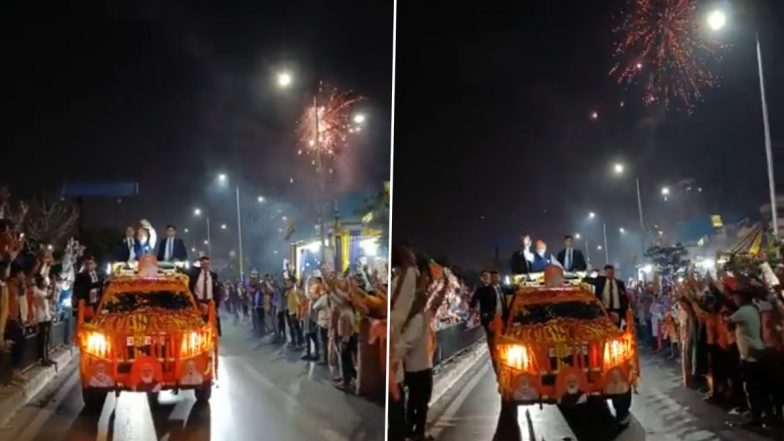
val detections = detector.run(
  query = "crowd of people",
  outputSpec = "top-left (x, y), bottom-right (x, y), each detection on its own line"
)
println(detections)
top-left (222, 262), bottom-right (388, 394)
top-left (1, 186), bottom-right (86, 385)
top-left (629, 262), bottom-right (784, 429)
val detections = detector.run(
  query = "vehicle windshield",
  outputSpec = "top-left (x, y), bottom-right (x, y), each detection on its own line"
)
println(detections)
top-left (511, 301), bottom-right (604, 325)
top-left (100, 291), bottom-right (193, 314)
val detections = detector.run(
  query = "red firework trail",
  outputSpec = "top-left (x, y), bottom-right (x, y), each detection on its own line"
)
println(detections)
top-left (297, 82), bottom-right (363, 162)
top-left (610, 0), bottom-right (722, 110)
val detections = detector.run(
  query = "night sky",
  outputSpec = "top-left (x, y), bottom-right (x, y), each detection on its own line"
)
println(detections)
top-left (392, 0), bottom-right (784, 272)
top-left (2, 0), bottom-right (392, 270)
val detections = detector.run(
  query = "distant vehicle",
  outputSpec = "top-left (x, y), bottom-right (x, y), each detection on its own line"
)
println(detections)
top-left (495, 270), bottom-right (639, 419)
top-left (76, 258), bottom-right (218, 410)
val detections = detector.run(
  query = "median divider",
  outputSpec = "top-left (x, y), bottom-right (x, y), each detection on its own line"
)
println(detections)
top-left (430, 323), bottom-right (489, 406)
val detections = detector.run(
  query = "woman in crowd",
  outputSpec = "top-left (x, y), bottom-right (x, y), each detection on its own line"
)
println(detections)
top-left (32, 274), bottom-right (53, 366)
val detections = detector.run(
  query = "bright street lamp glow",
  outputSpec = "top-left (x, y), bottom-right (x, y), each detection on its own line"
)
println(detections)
top-left (575, 233), bottom-right (581, 239)
top-left (277, 71), bottom-right (292, 88)
top-left (619, 227), bottom-right (626, 234)
top-left (257, 196), bottom-right (265, 203)
top-left (217, 173), bottom-right (227, 183)
top-left (184, 228), bottom-right (189, 233)
top-left (588, 212), bottom-right (596, 219)
top-left (353, 113), bottom-right (366, 124)
top-left (613, 163), bottom-right (624, 174)
top-left (661, 187), bottom-right (670, 196)
top-left (193, 208), bottom-right (202, 216)
top-left (597, 245), bottom-right (603, 250)
top-left (203, 240), bottom-right (209, 245)
top-left (707, 10), bottom-right (727, 31)
top-left (221, 224), bottom-right (227, 230)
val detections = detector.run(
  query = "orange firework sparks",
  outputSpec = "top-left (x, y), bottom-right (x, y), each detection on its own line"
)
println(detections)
top-left (610, 0), bottom-right (723, 111)
top-left (298, 83), bottom-right (363, 163)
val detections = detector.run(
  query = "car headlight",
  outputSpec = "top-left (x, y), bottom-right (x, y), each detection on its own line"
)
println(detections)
top-left (84, 332), bottom-right (110, 358)
top-left (498, 344), bottom-right (533, 372)
top-left (180, 330), bottom-right (210, 357)
top-left (603, 335), bottom-right (633, 367)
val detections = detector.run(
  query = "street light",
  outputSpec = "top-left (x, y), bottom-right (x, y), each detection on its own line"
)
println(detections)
top-left (588, 212), bottom-right (610, 264)
top-left (277, 71), bottom-right (293, 88)
top-left (353, 113), bottom-right (366, 124)
top-left (707, 9), bottom-right (727, 31)
top-left (610, 162), bottom-right (646, 257)
top-left (221, 224), bottom-right (227, 230)
top-left (193, 208), bottom-right (211, 256)
top-left (184, 228), bottom-right (189, 234)
top-left (707, 9), bottom-right (777, 236)
top-left (216, 174), bottom-right (245, 279)
top-left (619, 227), bottom-right (626, 234)
top-left (257, 196), bottom-right (265, 203)
top-left (574, 233), bottom-right (581, 239)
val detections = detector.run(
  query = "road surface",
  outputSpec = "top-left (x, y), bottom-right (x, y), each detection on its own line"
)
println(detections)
top-left (0, 315), bottom-right (384, 441)
top-left (428, 351), bottom-right (782, 441)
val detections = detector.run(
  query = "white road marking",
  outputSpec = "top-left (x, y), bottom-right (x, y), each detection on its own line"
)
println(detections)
top-left (239, 361), bottom-right (349, 441)
top-left (14, 367), bottom-right (80, 441)
top-left (429, 360), bottom-right (492, 439)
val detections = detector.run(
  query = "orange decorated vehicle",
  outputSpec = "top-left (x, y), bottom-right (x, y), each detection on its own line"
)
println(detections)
top-left (76, 259), bottom-right (218, 409)
top-left (495, 270), bottom-right (639, 418)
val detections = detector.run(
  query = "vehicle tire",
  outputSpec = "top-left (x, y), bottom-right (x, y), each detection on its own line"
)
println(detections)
top-left (82, 388), bottom-right (107, 412)
top-left (194, 385), bottom-right (212, 402)
top-left (611, 389), bottom-right (632, 425)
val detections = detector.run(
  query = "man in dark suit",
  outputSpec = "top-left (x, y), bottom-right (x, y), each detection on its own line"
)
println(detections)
top-left (470, 269), bottom-right (510, 372)
top-left (584, 264), bottom-right (628, 325)
top-left (116, 226), bottom-right (137, 261)
top-left (556, 235), bottom-right (587, 272)
top-left (157, 225), bottom-right (188, 262)
top-left (189, 256), bottom-right (222, 335)
top-left (510, 235), bottom-right (533, 274)
top-left (73, 256), bottom-right (103, 313)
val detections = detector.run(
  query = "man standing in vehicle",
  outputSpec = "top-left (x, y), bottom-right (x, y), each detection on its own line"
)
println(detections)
top-left (189, 256), bottom-right (222, 336)
top-left (157, 225), bottom-right (188, 262)
top-left (557, 235), bottom-right (587, 272)
top-left (585, 265), bottom-right (628, 325)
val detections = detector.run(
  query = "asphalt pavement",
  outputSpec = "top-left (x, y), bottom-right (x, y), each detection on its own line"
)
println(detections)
top-left (0, 314), bottom-right (384, 441)
top-left (428, 351), bottom-right (783, 441)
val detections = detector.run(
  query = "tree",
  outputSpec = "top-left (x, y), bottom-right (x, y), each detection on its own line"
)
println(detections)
top-left (24, 195), bottom-right (78, 249)
top-left (644, 243), bottom-right (690, 277)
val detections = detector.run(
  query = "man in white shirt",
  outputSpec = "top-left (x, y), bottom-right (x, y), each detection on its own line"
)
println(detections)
top-left (156, 225), bottom-right (187, 262)
top-left (117, 226), bottom-right (136, 262)
top-left (585, 265), bottom-right (627, 325)
top-left (189, 256), bottom-right (221, 335)
top-left (557, 235), bottom-right (587, 272)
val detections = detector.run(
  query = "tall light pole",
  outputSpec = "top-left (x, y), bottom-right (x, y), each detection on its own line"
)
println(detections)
top-left (708, 9), bottom-right (778, 236)
top-left (217, 174), bottom-right (245, 279)
top-left (194, 208), bottom-right (211, 256)
top-left (313, 95), bottom-right (328, 266)
top-left (588, 212), bottom-right (610, 264)
top-left (612, 162), bottom-right (647, 257)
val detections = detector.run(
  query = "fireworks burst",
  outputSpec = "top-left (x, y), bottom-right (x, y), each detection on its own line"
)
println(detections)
top-left (298, 83), bottom-right (363, 166)
top-left (610, 0), bottom-right (723, 110)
